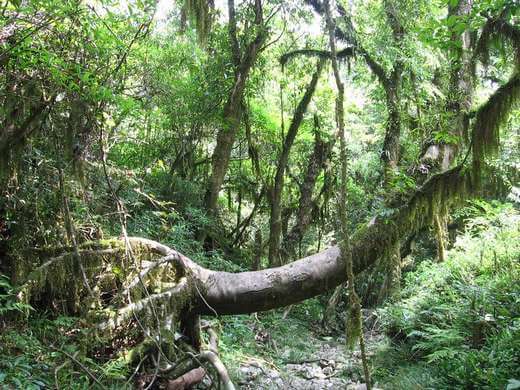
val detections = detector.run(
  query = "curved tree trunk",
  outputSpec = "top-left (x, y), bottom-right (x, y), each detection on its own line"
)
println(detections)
top-left (184, 165), bottom-right (474, 316)
top-left (69, 71), bottom-right (513, 334)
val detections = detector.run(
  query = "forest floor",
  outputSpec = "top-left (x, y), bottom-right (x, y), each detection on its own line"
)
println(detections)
top-left (219, 308), bottom-right (384, 389)
top-left (235, 332), bottom-right (383, 389)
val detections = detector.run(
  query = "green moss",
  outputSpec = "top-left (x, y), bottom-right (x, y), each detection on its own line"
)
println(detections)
top-left (184, 0), bottom-right (212, 45)
top-left (18, 238), bottom-right (184, 319)
top-left (472, 73), bottom-right (520, 186)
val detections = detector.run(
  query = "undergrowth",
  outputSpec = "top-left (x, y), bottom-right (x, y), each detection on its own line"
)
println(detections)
top-left (373, 201), bottom-right (520, 389)
top-left (0, 313), bottom-right (130, 389)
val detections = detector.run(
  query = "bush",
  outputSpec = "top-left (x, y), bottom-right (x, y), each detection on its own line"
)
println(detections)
top-left (376, 202), bottom-right (520, 389)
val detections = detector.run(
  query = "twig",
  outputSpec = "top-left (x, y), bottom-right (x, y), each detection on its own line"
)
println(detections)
top-left (54, 360), bottom-right (68, 390)
top-left (50, 345), bottom-right (107, 389)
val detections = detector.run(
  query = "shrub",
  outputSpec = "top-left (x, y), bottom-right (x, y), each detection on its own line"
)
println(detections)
top-left (377, 202), bottom-right (520, 389)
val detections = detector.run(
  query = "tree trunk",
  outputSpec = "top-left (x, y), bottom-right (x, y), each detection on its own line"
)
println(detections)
top-left (184, 167), bottom-right (470, 316)
top-left (420, 0), bottom-right (473, 173)
top-left (268, 58), bottom-right (326, 266)
top-left (231, 186), bottom-right (265, 247)
top-left (204, 0), bottom-right (266, 216)
top-left (433, 212), bottom-right (448, 262)
top-left (282, 123), bottom-right (333, 260)
top-left (381, 84), bottom-right (401, 184)
top-left (252, 229), bottom-right (262, 271)
top-left (380, 0), bottom-right (404, 185)
top-left (418, 0), bottom-right (473, 265)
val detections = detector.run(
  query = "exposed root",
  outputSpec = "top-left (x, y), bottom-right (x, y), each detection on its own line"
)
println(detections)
top-left (198, 350), bottom-right (235, 390)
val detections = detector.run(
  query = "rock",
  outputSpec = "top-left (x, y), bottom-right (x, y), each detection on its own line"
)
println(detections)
top-left (322, 366), bottom-right (334, 376)
top-left (347, 383), bottom-right (367, 390)
top-left (346, 383), bottom-right (383, 390)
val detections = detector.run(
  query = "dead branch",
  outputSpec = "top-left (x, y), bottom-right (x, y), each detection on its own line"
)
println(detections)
top-left (49, 344), bottom-right (107, 390)
top-left (199, 350), bottom-right (235, 390)
top-left (167, 367), bottom-right (206, 390)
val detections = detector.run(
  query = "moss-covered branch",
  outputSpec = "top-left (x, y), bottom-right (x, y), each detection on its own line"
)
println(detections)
top-left (280, 47), bottom-right (354, 67)
top-left (472, 72), bottom-right (520, 183)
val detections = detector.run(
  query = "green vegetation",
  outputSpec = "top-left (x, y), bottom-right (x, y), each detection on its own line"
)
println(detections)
top-left (1, 0), bottom-right (519, 388)
top-left (375, 202), bottom-right (520, 389)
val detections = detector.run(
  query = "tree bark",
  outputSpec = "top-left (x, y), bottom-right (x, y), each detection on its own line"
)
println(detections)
top-left (380, 82), bottom-right (401, 184)
top-left (379, 0), bottom-right (404, 184)
top-left (268, 58), bottom-right (326, 266)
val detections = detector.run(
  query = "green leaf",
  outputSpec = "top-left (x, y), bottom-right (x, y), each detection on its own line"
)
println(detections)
top-left (453, 22), bottom-right (467, 34)
top-left (507, 379), bottom-right (520, 390)
top-left (446, 15), bottom-right (458, 27)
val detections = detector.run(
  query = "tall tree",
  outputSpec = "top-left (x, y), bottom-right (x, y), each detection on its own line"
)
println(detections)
top-left (205, 0), bottom-right (267, 217)
top-left (281, 121), bottom-right (333, 260)
top-left (268, 57), bottom-right (326, 266)
top-left (324, 0), bottom-right (371, 386)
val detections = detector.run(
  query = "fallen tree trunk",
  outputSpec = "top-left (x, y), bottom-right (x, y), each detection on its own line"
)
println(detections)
top-left (15, 164), bottom-right (478, 335)
top-left (200, 245), bottom-right (343, 315)
top-left (113, 165), bottom-right (471, 319)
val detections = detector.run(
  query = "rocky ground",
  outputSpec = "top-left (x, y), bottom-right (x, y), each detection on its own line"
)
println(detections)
top-left (234, 331), bottom-right (384, 389)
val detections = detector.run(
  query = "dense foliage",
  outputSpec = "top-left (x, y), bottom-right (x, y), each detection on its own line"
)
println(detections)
top-left (1, 0), bottom-right (519, 388)
top-left (376, 202), bottom-right (520, 389)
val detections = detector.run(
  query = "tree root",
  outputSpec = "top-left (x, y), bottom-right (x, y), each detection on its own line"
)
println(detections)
top-left (199, 350), bottom-right (235, 390)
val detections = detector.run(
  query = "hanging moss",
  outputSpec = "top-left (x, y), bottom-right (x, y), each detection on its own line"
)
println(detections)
top-left (16, 236), bottom-right (194, 360)
top-left (475, 15), bottom-right (520, 69)
top-left (18, 237), bottom-right (184, 316)
top-left (472, 73), bottom-right (520, 186)
top-left (351, 165), bottom-right (475, 278)
top-left (184, 0), bottom-right (213, 45)
top-left (20, 248), bottom-right (119, 311)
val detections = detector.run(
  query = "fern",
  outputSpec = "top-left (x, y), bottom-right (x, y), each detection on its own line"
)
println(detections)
top-left (0, 275), bottom-right (33, 316)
